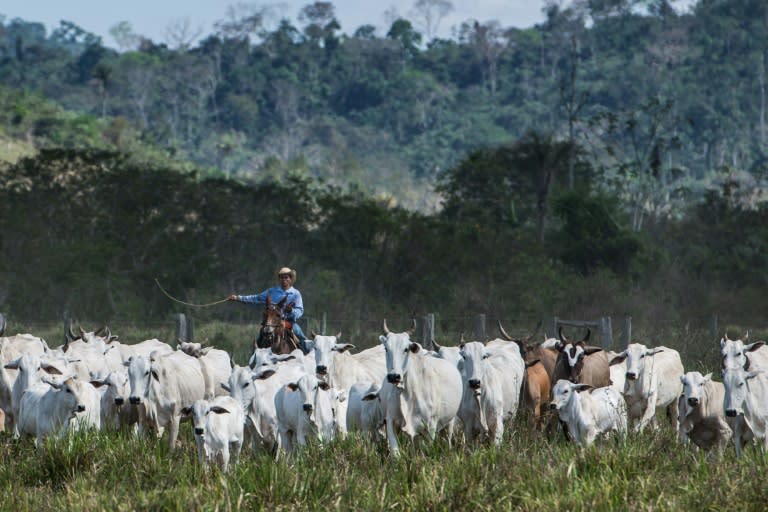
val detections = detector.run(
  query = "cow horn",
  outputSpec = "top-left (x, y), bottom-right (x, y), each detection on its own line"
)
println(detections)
top-left (744, 331), bottom-right (750, 341)
top-left (0, 313), bottom-right (5, 337)
top-left (311, 330), bottom-right (319, 338)
top-left (582, 328), bottom-right (591, 343)
top-left (79, 326), bottom-right (86, 336)
top-left (459, 332), bottom-right (466, 344)
top-left (724, 332), bottom-right (731, 341)
top-left (432, 339), bottom-right (442, 351)
top-left (407, 318), bottom-right (417, 335)
top-left (558, 326), bottom-right (568, 343)
top-left (497, 321), bottom-right (513, 341)
top-left (382, 319), bottom-right (390, 334)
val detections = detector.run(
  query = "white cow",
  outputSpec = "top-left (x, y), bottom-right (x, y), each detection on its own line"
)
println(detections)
top-left (222, 362), bottom-right (306, 452)
top-left (723, 367), bottom-right (768, 454)
top-left (677, 372), bottom-right (731, 453)
top-left (274, 372), bottom-right (342, 455)
top-left (550, 379), bottom-right (627, 446)
top-left (0, 334), bottom-right (48, 429)
top-left (6, 353), bottom-right (66, 435)
top-left (305, 334), bottom-right (386, 436)
top-left (176, 342), bottom-right (232, 399)
top-left (126, 351), bottom-right (206, 450)
top-left (16, 375), bottom-right (89, 447)
top-left (720, 335), bottom-right (768, 372)
top-left (379, 324), bottom-right (463, 456)
top-left (90, 370), bottom-right (137, 429)
top-left (346, 381), bottom-right (384, 439)
top-left (609, 343), bottom-right (684, 432)
top-left (182, 396), bottom-right (245, 472)
top-left (606, 351), bottom-right (627, 396)
top-left (457, 340), bottom-right (524, 444)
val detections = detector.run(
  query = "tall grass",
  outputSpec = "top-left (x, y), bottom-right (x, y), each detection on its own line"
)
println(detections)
top-left (2, 322), bottom-right (766, 510)
top-left (1, 419), bottom-right (767, 511)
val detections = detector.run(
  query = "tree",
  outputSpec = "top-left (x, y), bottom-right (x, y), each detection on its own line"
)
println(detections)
top-left (410, 0), bottom-right (454, 42)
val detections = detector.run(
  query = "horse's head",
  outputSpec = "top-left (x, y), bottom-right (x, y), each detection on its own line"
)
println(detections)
top-left (258, 295), bottom-right (295, 354)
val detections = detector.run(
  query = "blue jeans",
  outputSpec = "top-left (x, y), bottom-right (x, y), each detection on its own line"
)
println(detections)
top-left (292, 321), bottom-right (306, 341)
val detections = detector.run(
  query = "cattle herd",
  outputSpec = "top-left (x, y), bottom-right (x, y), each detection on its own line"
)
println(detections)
top-left (0, 313), bottom-right (766, 473)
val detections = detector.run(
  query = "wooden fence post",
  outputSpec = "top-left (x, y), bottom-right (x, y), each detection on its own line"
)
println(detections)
top-left (421, 313), bottom-right (435, 350)
top-left (600, 316), bottom-right (613, 349)
top-left (176, 313), bottom-right (193, 343)
top-left (550, 316), bottom-right (559, 339)
top-left (473, 314), bottom-right (487, 341)
top-left (621, 316), bottom-right (632, 349)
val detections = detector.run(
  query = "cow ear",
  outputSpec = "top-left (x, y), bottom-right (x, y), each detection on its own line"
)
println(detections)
top-left (574, 384), bottom-right (593, 393)
top-left (181, 406), bottom-right (193, 417)
top-left (273, 353), bottom-right (296, 362)
top-left (220, 382), bottom-right (231, 392)
top-left (746, 370), bottom-right (764, 380)
top-left (720, 337), bottom-right (727, 349)
top-left (287, 382), bottom-right (299, 391)
top-left (336, 390), bottom-right (347, 402)
top-left (379, 335), bottom-right (387, 345)
top-left (253, 368), bottom-right (277, 380)
top-left (703, 373), bottom-right (712, 382)
top-left (90, 378), bottom-right (108, 388)
top-left (525, 359), bottom-right (541, 368)
top-left (4, 358), bottom-right (20, 370)
top-left (409, 343), bottom-right (421, 354)
top-left (362, 392), bottom-right (379, 401)
top-left (679, 375), bottom-right (686, 385)
top-left (150, 370), bottom-right (160, 382)
top-left (647, 348), bottom-right (664, 356)
top-left (210, 406), bottom-right (230, 415)
top-left (746, 342), bottom-right (765, 352)
top-left (583, 347), bottom-right (603, 355)
top-left (609, 353), bottom-right (627, 366)
top-left (333, 344), bottom-right (355, 353)
top-left (318, 381), bottom-right (330, 391)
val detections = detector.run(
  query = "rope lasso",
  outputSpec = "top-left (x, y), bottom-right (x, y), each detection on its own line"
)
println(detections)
top-left (154, 278), bottom-right (230, 307)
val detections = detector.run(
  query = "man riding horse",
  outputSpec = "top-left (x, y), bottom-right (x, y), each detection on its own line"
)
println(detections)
top-left (228, 267), bottom-right (309, 354)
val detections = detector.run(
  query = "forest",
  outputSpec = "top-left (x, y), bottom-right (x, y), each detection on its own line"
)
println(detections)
top-left (0, 0), bottom-right (767, 338)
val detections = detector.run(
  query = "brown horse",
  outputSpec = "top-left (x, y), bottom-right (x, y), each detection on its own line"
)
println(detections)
top-left (255, 295), bottom-right (299, 355)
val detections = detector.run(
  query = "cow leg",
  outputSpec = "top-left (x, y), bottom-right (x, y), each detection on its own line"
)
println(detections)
top-left (231, 439), bottom-right (243, 467)
top-left (168, 415), bottom-right (180, 451)
top-left (220, 445), bottom-right (230, 472)
top-left (195, 436), bottom-right (206, 465)
top-left (667, 399), bottom-right (679, 431)
top-left (492, 413), bottom-right (504, 445)
top-left (386, 416), bottom-right (400, 457)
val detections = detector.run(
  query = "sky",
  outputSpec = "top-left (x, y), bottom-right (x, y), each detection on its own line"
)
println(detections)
top-left (1, 0), bottom-right (560, 47)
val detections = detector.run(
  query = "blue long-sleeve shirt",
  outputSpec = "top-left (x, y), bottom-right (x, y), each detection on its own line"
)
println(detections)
top-left (236, 286), bottom-right (304, 321)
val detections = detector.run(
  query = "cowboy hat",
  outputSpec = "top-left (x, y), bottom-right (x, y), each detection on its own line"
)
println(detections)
top-left (276, 267), bottom-right (297, 282)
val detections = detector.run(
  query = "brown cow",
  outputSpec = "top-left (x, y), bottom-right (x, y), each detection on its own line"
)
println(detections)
top-left (552, 327), bottom-right (611, 388)
top-left (498, 322), bottom-right (556, 430)
top-left (521, 359), bottom-right (551, 430)
top-left (497, 321), bottom-right (559, 379)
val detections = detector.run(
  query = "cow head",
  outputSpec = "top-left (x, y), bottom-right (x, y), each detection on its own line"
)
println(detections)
top-left (221, 365), bottom-right (261, 409)
top-left (43, 375), bottom-right (87, 415)
top-left (304, 333), bottom-right (352, 377)
top-left (723, 367), bottom-right (764, 417)
top-left (285, 373), bottom-right (337, 441)
top-left (126, 355), bottom-right (157, 405)
top-left (609, 343), bottom-right (663, 381)
top-left (550, 379), bottom-right (592, 412)
top-left (680, 371), bottom-right (711, 408)
top-left (720, 336), bottom-right (765, 373)
top-left (181, 399), bottom-right (232, 437)
top-left (459, 341), bottom-right (493, 396)
top-left (380, 319), bottom-right (419, 388)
